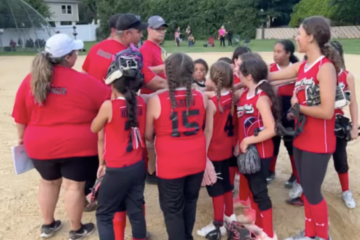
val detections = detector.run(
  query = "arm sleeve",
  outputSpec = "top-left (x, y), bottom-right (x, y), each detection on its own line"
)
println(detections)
top-left (12, 75), bottom-right (31, 124)
top-left (87, 76), bottom-right (112, 110)
top-left (82, 47), bottom-right (94, 72)
top-left (140, 48), bottom-right (156, 85)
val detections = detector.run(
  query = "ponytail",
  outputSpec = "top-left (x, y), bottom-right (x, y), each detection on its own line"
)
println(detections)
top-left (216, 75), bottom-right (224, 113)
top-left (289, 53), bottom-right (299, 63)
top-left (256, 80), bottom-right (281, 124)
top-left (124, 88), bottom-right (138, 128)
top-left (31, 52), bottom-right (54, 105)
top-left (320, 43), bottom-right (343, 73)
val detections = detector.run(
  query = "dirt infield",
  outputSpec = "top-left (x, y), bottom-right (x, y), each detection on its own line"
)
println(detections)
top-left (0, 52), bottom-right (360, 240)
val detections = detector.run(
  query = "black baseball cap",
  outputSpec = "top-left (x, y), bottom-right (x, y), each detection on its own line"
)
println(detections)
top-left (109, 13), bottom-right (121, 29)
top-left (116, 13), bottom-right (148, 31)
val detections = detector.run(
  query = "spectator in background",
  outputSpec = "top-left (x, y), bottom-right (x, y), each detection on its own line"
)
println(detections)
top-left (218, 25), bottom-right (226, 47)
top-left (227, 28), bottom-right (233, 46)
top-left (175, 27), bottom-right (181, 47)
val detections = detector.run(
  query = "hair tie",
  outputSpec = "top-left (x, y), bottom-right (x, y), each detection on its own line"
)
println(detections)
top-left (255, 79), bottom-right (268, 88)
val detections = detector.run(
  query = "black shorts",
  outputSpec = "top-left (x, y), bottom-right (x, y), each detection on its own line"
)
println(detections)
top-left (32, 156), bottom-right (98, 182)
top-left (229, 155), bottom-right (237, 167)
top-left (206, 158), bottom-right (233, 197)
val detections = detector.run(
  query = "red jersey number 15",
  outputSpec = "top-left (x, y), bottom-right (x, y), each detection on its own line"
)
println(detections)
top-left (170, 110), bottom-right (200, 137)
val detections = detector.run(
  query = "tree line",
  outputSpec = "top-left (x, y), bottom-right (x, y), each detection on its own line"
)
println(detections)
top-left (1, 0), bottom-right (359, 40)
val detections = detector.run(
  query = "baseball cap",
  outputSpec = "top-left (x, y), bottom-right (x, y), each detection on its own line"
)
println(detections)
top-left (109, 13), bottom-right (121, 29)
top-left (116, 13), bottom-right (148, 31)
top-left (45, 33), bottom-right (83, 58)
top-left (148, 15), bottom-right (168, 29)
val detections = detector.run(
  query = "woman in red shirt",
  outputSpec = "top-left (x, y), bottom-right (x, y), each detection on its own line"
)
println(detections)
top-left (91, 56), bottom-right (146, 240)
top-left (197, 61), bottom-right (236, 237)
top-left (12, 34), bottom-right (110, 239)
top-left (235, 53), bottom-right (280, 240)
top-left (268, 16), bottom-right (340, 240)
top-left (145, 53), bottom-right (207, 240)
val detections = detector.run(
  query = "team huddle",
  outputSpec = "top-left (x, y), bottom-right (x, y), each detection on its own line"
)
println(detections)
top-left (12, 12), bottom-right (357, 240)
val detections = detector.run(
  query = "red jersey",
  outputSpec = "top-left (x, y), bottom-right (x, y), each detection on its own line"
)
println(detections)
top-left (140, 40), bottom-right (167, 94)
top-left (335, 69), bottom-right (349, 115)
top-left (234, 74), bottom-right (241, 84)
top-left (270, 63), bottom-right (295, 96)
top-left (293, 56), bottom-right (336, 153)
top-left (208, 92), bottom-right (234, 161)
top-left (82, 39), bottom-right (127, 82)
top-left (237, 89), bottom-right (273, 159)
top-left (103, 97), bottom-right (146, 168)
top-left (12, 66), bottom-right (110, 160)
top-left (154, 89), bottom-right (206, 179)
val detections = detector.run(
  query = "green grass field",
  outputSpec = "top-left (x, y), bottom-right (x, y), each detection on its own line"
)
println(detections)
top-left (1, 39), bottom-right (360, 56)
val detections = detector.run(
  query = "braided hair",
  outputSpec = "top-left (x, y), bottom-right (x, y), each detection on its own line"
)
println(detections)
top-left (165, 53), bottom-right (194, 114)
top-left (210, 61), bottom-right (235, 114)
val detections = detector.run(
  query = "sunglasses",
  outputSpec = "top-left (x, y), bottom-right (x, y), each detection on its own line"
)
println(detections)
top-left (151, 27), bottom-right (167, 32)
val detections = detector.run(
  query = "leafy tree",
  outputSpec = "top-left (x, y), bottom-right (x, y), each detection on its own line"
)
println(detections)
top-left (289, 0), bottom-right (337, 27)
top-left (330, 0), bottom-right (360, 25)
top-left (23, 0), bottom-right (51, 18)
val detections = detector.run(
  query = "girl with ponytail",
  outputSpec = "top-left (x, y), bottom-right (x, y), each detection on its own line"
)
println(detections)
top-left (91, 57), bottom-right (147, 240)
top-left (197, 61), bottom-right (237, 237)
top-left (268, 40), bottom-right (300, 197)
top-left (145, 53), bottom-right (207, 240)
top-left (329, 40), bottom-right (357, 209)
top-left (268, 16), bottom-right (339, 240)
top-left (234, 53), bottom-right (280, 240)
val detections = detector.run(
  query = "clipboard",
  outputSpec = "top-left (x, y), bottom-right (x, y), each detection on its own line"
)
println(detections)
top-left (11, 145), bottom-right (34, 175)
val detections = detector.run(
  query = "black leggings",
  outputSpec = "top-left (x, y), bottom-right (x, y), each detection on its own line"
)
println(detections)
top-left (244, 158), bottom-right (272, 211)
top-left (158, 172), bottom-right (203, 240)
top-left (220, 36), bottom-right (226, 47)
top-left (293, 147), bottom-right (330, 205)
top-left (333, 136), bottom-right (348, 174)
top-left (273, 96), bottom-right (294, 157)
top-left (96, 160), bottom-right (146, 240)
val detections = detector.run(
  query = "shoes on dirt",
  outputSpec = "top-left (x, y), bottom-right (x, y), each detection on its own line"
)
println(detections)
top-left (146, 172), bottom-right (158, 185)
top-left (342, 190), bottom-right (356, 209)
top-left (41, 220), bottom-right (62, 238)
top-left (266, 171), bottom-right (275, 184)
top-left (69, 223), bottom-right (95, 240)
top-left (285, 174), bottom-right (297, 189)
top-left (197, 221), bottom-right (226, 237)
top-left (289, 182), bottom-right (303, 199)
top-left (286, 197), bottom-right (304, 207)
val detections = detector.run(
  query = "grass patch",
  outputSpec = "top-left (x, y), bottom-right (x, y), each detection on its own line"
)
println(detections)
top-left (1, 39), bottom-right (360, 56)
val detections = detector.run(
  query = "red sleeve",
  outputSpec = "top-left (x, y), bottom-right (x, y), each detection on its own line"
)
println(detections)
top-left (140, 47), bottom-right (156, 84)
top-left (82, 46), bottom-right (96, 72)
top-left (12, 74), bottom-right (31, 124)
top-left (85, 75), bottom-right (111, 110)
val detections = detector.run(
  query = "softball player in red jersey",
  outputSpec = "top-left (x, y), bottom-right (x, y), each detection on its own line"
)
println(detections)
top-left (329, 41), bottom-right (357, 209)
top-left (268, 16), bottom-right (341, 240)
top-left (145, 53), bottom-right (207, 240)
top-left (231, 47), bottom-right (252, 209)
top-left (197, 61), bottom-right (236, 237)
top-left (235, 53), bottom-right (280, 240)
top-left (12, 34), bottom-right (110, 239)
top-left (268, 40), bottom-right (300, 193)
top-left (91, 60), bottom-right (146, 240)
